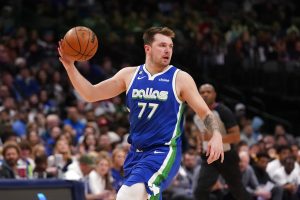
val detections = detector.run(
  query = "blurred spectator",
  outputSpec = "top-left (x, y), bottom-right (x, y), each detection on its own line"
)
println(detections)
top-left (0, 141), bottom-right (20, 178)
top-left (251, 116), bottom-right (264, 139)
top-left (26, 130), bottom-right (42, 149)
top-left (239, 151), bottom-right (273, 200)
top-left (275, 135), bottom-right (290, 147)
top-left (79, 134), bottom-right (97, 155)
top-left (77, 61), bottom-right (105, 84)
top-left (0, 85), bottom-right (11, 105)
top-left (241, 123), bottom-right (258, 147)
top-left (78, 125), bottom-right (97, 145)
top-left (236, 140), bottom-right (250, 153)
top-left (111, 147), bottom-right (126, 192)
top-left (97, 134), bottom-right (113, 153)
top-left (234, 103), bottom-right (247, 128)
top-left (32, 144), bottom-right (47, 158)
top-left (47, 138), bottom-right (73, 178)
top-left (51, 71), bottom-right (65, 104)
top-left (38, 89), bottom-right (57, 114)
top-left (87, 153), bottom-right (115, 200)
top-left (267, 146), bottom-right (278, 161)
top-left (249, 143), bottom-right (261, 165)
top-left (45, 125), bottom-right (62, 155)
top-left (274, 124), bottom-right (294, 145)
top-left (64, 154), bottom-right (95, 195)
top-left (18, 140), bottom-right (34, 178)
top-left (291, 144), bottom-right (300, 164)
top-left (33, 154), bottom-right (51, 179)
top-left (271, 156), bottom-right (300, 200)
top-left (43, 113), bottom-right (61, 140)
top-left (3, 97), bottom-right (17, 119)
top-left (169, 149), bottom-right (199, 200)
top-left (1, 72), bottom-right (22, 102)
top-left (63, 106), bottom-right (86, 143)
top-left (12, 109), bottom-right (28, 139)
top-left (266, 145), bottom-right (294, 180)
top-left (97, 116), bottom-right (120, 144)
top-left (263, 135), bottom-right (276, 150)
top-left (252, 152), bottom-right (284, 200)
top-left (14, 67), bottom-right (40, 99)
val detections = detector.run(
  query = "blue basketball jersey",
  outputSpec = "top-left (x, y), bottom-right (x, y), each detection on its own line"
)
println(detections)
top-left (126, 64), bottom-right (185, 150)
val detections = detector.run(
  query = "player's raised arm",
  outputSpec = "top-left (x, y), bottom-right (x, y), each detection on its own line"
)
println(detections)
top-left (58, 39), bottom-right (132, 102)
top-left (176, 71), bottom-right (224, 164)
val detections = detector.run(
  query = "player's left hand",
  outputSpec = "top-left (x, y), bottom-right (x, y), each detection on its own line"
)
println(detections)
top-left (206, 131), bottom-right (224, 164)
top-left (58, 39), bottom-right (75, 69)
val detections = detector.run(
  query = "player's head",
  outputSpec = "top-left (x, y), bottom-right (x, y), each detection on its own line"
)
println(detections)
top-left (199, 83), bottom-right (216, 106)
top-left (143, 27), bottom-right (175, 67)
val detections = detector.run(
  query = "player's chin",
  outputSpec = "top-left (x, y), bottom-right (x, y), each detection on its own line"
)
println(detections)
top-left (161, 59), bottom-right (170, 65)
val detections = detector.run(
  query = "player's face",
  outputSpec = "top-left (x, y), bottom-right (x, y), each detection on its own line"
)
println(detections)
top-left (147, 34), bottom-right (173, 67)
top-left (199, 86), bottom-right (216, 106)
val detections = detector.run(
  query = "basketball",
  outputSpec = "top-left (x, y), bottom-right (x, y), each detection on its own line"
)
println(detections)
top-left (61, 26), bottom-right (98, 61)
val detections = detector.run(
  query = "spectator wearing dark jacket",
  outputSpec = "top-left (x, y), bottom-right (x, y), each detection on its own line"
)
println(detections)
top-left (0, 141), bottom-right (21, 178)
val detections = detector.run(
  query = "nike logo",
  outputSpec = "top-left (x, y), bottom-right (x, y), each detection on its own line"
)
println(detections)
top-left (137, 76), bottom-right (146, 80)
top-left (154, 150), bottom-right (165, 154)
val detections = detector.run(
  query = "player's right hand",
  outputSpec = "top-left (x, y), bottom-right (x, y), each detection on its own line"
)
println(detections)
top-left (58, 39), bottom-right (75, 69)
top-left (206, 131), bottom-right (224, 164)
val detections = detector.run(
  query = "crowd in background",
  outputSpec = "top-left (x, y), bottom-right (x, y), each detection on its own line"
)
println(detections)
top-left (0, 0), bottom-right (300, 199)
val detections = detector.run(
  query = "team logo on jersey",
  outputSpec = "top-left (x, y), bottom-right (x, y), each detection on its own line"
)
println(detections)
top-left (137, 76), bottom-right (146, 80)
top-left (159, 78), bottom-right (170, 82)
top-left (132, 88), bottom-right (168, 101)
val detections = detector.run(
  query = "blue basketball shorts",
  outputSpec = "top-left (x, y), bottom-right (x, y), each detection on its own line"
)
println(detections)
top-left (123, 145), bottom-right (182, 200)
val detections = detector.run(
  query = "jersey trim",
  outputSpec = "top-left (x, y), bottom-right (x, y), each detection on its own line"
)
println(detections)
top-left (126, 66), bottom-right (141, 95)
top-left (147, 103), bottom-right (184, 196)
top-left (172, 69), bottom-right (183, 104)
top-left (143, 64), bottom-right (173, 81)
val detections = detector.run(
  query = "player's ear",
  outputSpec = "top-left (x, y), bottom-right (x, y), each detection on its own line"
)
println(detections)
top-left (144, 45), bottom-right (151, 53)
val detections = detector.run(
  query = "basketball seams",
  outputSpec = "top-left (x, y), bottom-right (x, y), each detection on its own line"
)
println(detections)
top-left (74, 27), bottom-right (82, 53)
top-left (64, 35), bottom-right (82, 56)
top-left (76, 27), bottom-right (91, 61)
top-left (85, 41), bottom-right (97, 56)
top-left (63, 26), bottom-right (98, 61)
top-left (78, 38), bottom-right (98, 61)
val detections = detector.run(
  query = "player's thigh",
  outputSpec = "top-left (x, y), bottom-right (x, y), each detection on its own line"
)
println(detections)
top-left (116, 183), bottom-right (148, 200)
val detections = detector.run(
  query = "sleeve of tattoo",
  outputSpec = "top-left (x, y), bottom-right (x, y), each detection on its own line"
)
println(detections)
top-left (203, 113), bottom-right (221, 135)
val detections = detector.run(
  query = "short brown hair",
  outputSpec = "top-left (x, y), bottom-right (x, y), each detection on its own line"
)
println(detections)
top-left (143, 27), bottom-right (175, 45)
top-left (2, 141), bottom-right (21, 156)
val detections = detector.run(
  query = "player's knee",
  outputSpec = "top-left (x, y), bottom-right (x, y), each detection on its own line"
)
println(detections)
top-left (116, 188), bottom-right (128, 200)
top-left (116, 184), bottom-right (148, 200)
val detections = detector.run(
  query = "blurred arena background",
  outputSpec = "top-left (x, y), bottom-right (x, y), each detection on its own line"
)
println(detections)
top-left (0, 0), bottom-right (300, 200)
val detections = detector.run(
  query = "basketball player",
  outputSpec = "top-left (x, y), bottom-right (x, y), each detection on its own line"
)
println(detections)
top-left (58, 27), bottom-right (224, 200)
top-left (193, 84), bottom-right (251, 200)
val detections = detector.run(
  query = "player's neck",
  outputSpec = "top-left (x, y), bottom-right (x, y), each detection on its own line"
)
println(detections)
top-left (145, 61), bottom-right (168, 75)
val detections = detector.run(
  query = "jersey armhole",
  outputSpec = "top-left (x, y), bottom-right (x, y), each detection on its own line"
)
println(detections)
top-left (126, 65), bottom-right (141, 94)
top-left (172, 69), bottom-right (183, 104)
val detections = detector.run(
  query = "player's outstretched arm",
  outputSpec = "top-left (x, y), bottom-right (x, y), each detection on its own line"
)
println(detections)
top-left (176, 71), bottom-right (224, 164)
top-left (58, 39), bottom-right (131, 102)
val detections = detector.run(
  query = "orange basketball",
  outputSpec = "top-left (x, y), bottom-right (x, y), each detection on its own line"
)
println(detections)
top-left (62, 26), bottom-right (98, 61)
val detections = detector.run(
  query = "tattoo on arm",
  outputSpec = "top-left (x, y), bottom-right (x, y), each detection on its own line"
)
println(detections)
top-left (203, 113), bottom-right (220, 134)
